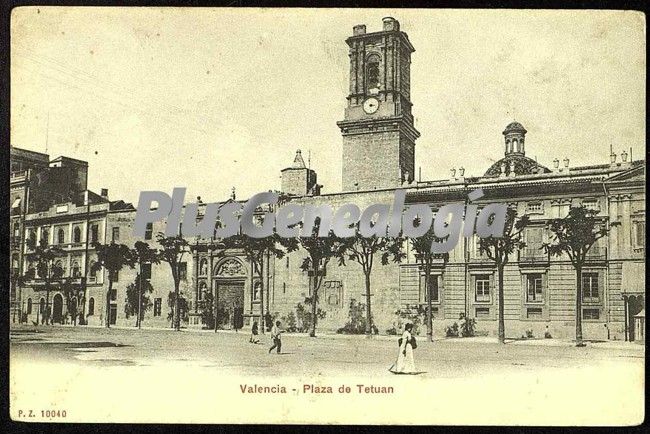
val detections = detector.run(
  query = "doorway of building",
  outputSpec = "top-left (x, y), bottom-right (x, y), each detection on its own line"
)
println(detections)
top-left (110, 304), bottom-right (117, 325)
top-left (628, 295), bottom-right (644, 342)
top-left (52, 294), bottom-right (63, 324)
top-left (215, 280), bottom-right (244, 330)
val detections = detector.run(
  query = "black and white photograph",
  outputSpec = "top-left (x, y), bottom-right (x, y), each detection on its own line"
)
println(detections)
top-left (7, 7), bottom-right (646, 425)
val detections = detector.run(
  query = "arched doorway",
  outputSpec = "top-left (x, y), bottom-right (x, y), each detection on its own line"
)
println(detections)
top-left (52, 294), bottom-right (64, 324)
top-left (213, 258), bottom-right (246, 330)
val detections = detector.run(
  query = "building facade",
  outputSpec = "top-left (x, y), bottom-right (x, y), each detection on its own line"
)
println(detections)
top-left (10, 18), bottom-right (645, 341)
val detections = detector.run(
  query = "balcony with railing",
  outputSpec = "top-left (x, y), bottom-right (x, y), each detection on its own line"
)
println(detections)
top-left (519, 246), bottom-right (549, 264)
top-left (10, 170), bottom-right (28, 183)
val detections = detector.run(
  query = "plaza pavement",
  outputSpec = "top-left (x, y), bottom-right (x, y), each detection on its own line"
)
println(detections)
top-left (9, 324), bottom-right (645, 424)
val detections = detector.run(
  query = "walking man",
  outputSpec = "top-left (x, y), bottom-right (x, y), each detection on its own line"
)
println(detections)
top-left (268, 320), bottom-right (284, 354)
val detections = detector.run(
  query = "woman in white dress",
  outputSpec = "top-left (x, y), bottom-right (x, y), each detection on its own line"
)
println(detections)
top-left (389, 323), bottom-right (416, 374)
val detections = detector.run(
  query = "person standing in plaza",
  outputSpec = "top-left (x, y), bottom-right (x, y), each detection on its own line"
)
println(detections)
top-left (268, 320), bottom-right (284, 354)
top-left (389, 322), bottom-right (417, 374)
top-left (250, 321), bottom-right (260, 344)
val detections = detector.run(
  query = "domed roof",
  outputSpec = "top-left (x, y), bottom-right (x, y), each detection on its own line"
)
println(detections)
top-left (484, 154), bottom-right (550, 177)
top-left (503, 121), bottom-right (527, 135)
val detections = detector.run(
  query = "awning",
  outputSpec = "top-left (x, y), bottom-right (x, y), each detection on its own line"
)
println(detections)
top-left (11, 198), bottom-right (21, 209)
top-left (621, 262), bottom-right (645, 295)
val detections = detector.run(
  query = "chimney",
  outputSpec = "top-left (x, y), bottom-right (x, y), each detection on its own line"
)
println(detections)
top-left (100, 188), bottom-right (109, 199)
top-left (382, 17), bottom-right (400, 32)
top-left (353, 24), bottom-right (366, 36)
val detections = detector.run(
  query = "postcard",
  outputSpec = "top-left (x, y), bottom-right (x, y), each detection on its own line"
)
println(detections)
top-left (9, 7), bottom-right (645, 425)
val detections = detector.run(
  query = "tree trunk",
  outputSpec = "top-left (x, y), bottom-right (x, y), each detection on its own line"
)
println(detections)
top-left (365, 271), bottom-right (372, 335)
top-left (137, 264), bottom-right (142, 329)
top-left (425, 262), bottom-right (433, 342)
top-left (310, 277), bottom-right (318, 337)
top-left (45, 285), bottom-right (51, 325)
top-left (575, 266), bottom-right (583, 346)
top-left (106, 279), bottom-right (112, 328)
top-left (174, 279), bottom-right (181, 331)
top-left (259, 265), bottom-right (265, 333)
top-left (497, 263), bottom-right (505, 344)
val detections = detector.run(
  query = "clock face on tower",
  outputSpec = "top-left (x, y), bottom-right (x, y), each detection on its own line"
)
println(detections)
top-left (362, 97), bottom-right (379, 114)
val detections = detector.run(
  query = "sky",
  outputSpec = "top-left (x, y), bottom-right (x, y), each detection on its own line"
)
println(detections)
top-left (11, 8), bottom-right (646, 205)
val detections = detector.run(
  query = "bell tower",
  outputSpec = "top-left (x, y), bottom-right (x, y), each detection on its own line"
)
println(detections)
top-left (337, 17), bottom-right (420, 191)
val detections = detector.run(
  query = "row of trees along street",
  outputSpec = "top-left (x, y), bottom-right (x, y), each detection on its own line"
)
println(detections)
top-left (21, 205), bottom-right (614, 346)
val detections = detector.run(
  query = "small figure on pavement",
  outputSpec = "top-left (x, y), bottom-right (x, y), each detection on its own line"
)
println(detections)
top-left (389, 322), bottom-right (417, 374)
top-left (250, 321), bottom-right (260, 344)
top-left (268, 320), bottom-right (284, 354)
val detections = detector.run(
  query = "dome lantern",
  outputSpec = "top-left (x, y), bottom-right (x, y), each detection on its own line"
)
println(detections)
top-left (503, 121), bottom-right (527, 156)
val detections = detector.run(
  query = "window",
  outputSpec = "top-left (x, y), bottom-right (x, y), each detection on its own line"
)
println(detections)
top-left (141, 263), bottom-right (152, 280)
top-left (475, 275), bottom-right (491, 302)
top-left (39, 298), bottom-right (45, 314)
top-left (57, 228), bottom-right (65, 244)
top-left (253, 281), bottom-right (261, 301)
top-left (29, 230), bottom-right (36, 245)
top-left (286, 256), bottom-right (289, 269)
top-left (112, 227), bottom-right (120, 242)
top-left (283, 282), bottom-right (286, 294)
top-left (144, 222), bottom-right (153, 240)
top-left (526, 273), bottom-right (544, 303)
top-left (88, 298), bottom-right (95, 316)
top-left (54, 260), bottom-right (65, 276)
top-left (13, 222), bottom-right (20, 237)
top-left (89, 261), bottom-right (97, 278)
top-left (527, 307), bottom-right (543, 318)
top-left (178, 262), bottom-right (187, 280)
top-left (199, 258), bottom-right (208, 276)
top-left (523, 227), bottom-right (544, 258)
top-left (112, 269), bottom-right (119, 282)
top-left (110, 288), bottom-right (117, 301)
top-left (71, 261), bottom-right (81, 278)
top-left (91, 224), bottom-right (99, 243)
top-left (42, 229), bottom-right (49, 244)
top-left (420, 274), bottom-right (440, 303)
top-left (582, 273), bottom-right (599, 302)
top-left (526, 202), bottom-right (543, 213)
top-left (583, 308), bottom-right (600, 320)
top-left (633, 221), bottom-right (645, 248)
top-left (27, 298), bottom-right (32, 314)
top-left (475, 307), bottom-right (490, 318)
top-left (153, 298), bottom-right (162, 316)
top-left (73, 227), bottom-right (82, 243)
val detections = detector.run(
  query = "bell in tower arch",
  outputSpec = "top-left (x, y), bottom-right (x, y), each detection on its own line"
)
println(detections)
top-left (366, 53), bottom-right (381, 94)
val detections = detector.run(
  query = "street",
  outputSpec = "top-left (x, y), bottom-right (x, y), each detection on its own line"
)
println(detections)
top-left (10, 325), bottom-right (645, 425)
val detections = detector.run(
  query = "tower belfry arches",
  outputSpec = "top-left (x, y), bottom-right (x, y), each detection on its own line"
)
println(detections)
top-left (337, 17), bottom-right (420, 192)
